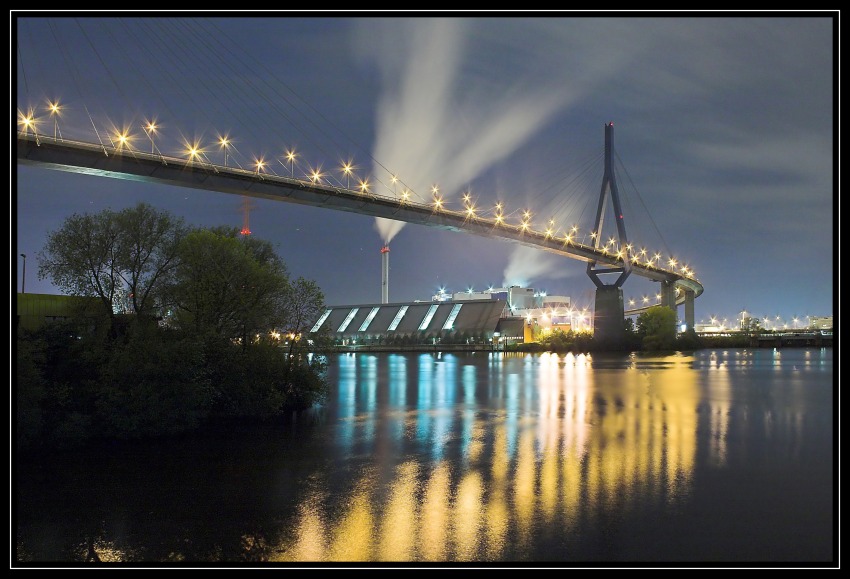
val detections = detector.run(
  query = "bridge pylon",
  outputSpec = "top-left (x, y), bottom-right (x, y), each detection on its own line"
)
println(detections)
top-left (587, 122), bottom-right (632, 347)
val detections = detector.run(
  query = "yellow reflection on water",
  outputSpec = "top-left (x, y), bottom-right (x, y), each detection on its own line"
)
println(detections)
top-left (419, 462), bottom-right (451, 561)
top-left (280, 498), bottom-right (327, 562)
top-left (512, 424), bottom-right (536, 550)
top-left (453, 471), bottom-right (483, 560)
top-left (327, 489), bottom-right (375, 562)
top-left (378, 461), bottom-right (419, 561)
top-left (274, 352), bottom-right (709, 562)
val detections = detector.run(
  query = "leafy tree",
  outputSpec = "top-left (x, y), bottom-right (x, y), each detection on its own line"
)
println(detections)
top-left (37, 203), bottom-right (186, 322)
top-left (170, 227), bottom-right (290, 345)
top-left (22, 215), bottom-right (332, 450)
top-left (636, 306), bottom-right (677, 351)
top-left (38, 209), bottom-right (121, 317)
top-left (114, 203), bottom-right (186, 316)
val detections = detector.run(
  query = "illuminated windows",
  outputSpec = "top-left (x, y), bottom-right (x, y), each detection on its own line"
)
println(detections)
top-left (442, 303), bottom-right (463, 330)
top-left (388, 305), bottom-right (408, 331)
top-left (358, 307), bottom-right (380, 332)
top-left (419, 304), bottom-right (439, 331)
top-left (310, 309), bottom-right (331, 332)
top-left (338, 308), bottom-right (359, 332)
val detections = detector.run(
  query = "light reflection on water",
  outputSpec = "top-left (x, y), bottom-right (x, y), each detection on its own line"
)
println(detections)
top-left (271, 349), bottom-right (825, 562)
top-left (15, 348), bottom-right (833, 563)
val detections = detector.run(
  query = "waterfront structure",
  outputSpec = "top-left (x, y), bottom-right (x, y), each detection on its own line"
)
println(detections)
top-left (809, 316), bottom-right (833, 329)
top-left (309, 298), bottom-right (526, 346)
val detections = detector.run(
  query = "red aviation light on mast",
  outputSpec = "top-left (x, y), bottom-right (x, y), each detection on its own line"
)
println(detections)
top-left (240, 197), bottom-right (254, 236)
top-left (380, 245), bottom-right (390, 254)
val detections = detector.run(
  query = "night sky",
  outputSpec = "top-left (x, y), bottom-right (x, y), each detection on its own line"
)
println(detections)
top-left (13, 12), bottom-right (836, 329)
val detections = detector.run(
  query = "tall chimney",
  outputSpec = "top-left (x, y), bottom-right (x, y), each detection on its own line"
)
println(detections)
top-left (380, 245), bottom-right (389, 304)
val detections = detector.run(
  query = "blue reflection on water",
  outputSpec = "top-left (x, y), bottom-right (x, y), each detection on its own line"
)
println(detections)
top-left (14, 348), bottom-right (834, 563)
top-left (358, 355), bottom-right (378, 453)
top-left (461, 363), bottom-right (477, 459)
top-left (337, 353), bottom-right (357, 456)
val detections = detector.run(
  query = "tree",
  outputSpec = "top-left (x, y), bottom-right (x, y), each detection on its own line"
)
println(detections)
top-left (37, 203), bottom-right (186, 322)
top-left (636, 306), bottom-right (677, 351)
top-left (169, 227), bottom-right (290, 345)
top-left (114, 203), bottom-right (186, 316)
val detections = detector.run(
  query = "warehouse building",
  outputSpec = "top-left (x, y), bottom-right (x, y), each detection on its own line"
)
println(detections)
top-left (309, 298), bottom-right (528, 346)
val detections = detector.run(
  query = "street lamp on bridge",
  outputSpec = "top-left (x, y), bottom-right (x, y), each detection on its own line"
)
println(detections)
top-left (341, 162), bottom-right (353, 189)
top-left (144, 121), bottom-right (158, 154)
top-left (219, 136), bottom-right (231, 166)
top-left (285, 149), bottom-right (297, 177)
top-left (47, 101), bottom-right (61, 141)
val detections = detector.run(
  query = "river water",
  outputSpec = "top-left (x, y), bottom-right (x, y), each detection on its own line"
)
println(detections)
top-left (14, 348), bottom-right (835, 566)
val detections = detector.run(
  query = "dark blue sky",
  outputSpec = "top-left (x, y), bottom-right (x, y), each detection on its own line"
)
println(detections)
top-left (14, 12), bottom-right (836, 328)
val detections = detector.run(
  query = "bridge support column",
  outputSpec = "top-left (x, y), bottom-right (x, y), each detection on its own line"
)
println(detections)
top-left (683, 288), bottom-right (695, 332)
top-left (593, 286), bottom-right (625, 349)
top-left (660, 280), bottom-right (677, 311)
top-left (656, 279), bottom-right (679, 337)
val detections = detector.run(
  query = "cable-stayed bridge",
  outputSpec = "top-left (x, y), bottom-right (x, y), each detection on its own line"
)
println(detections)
top-left (15, 16), bottom-right (704, 342)
top-left (16, 121), bottom-right (704, 339)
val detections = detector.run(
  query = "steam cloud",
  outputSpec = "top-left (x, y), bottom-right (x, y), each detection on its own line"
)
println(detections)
top-left (501, 246), bottom-right (575, 289)
top-left (356, 17), bottom-right (646, 296)
top-left (358, 19), bottom-right (583, 245)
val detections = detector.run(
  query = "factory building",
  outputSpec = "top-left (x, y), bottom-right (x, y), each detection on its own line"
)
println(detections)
top-left (309, 298), bottom-right (528, 346)
top-left (309, 246), bottom-right (577, 347)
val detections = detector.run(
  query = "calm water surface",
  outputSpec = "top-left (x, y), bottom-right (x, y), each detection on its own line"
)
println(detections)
top-left (15, 348), bottom-right (834, 565)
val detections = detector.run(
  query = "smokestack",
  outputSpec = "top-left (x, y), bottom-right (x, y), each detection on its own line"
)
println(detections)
top-left (381, 245), bottom-right (390, 304)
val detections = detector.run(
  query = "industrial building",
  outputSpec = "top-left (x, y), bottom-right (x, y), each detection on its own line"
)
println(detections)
top-left (16, 293), bottom-right (101, 331)
top-left (308, 284), bottom-right (584, 347)
top-left (309, 245), bottom-right (583, 347)
top-left (309, 298), bottom-right (529, 347)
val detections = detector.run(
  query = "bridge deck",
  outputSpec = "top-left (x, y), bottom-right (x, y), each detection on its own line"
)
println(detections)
top-left (17, 134), bottom-right (704, 311)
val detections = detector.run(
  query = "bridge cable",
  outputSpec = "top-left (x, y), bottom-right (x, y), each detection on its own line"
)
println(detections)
top-left (45, 19), bottom-right (107, 151)
top-left (197, 18), bottom-right (420, 200)
top-left (615, 148), bottom-right (671, 259)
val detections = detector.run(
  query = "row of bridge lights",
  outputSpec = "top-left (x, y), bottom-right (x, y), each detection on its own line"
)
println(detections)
top-left (19, 102), bottom-right (696, 281)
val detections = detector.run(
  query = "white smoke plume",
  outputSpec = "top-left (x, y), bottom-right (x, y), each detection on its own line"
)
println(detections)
top-left (355, 18), bottom-right (649, 254)
top-left (502, 245), bottom-right (574, 288)
top-left (374, 216), bottom-right (405, 245)
top-left (357, 19), bottom-right (582, 245)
